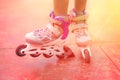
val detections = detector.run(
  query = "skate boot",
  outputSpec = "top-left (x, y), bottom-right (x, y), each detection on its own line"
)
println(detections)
top-left (70, 9), bottom-right (92, 63)
top-left (15, 11), bottom-right (74, 59)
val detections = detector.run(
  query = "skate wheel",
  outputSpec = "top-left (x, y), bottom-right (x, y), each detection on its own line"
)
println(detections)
top-left (56, 53), bottom-right (65, 59)
top-left (15, 44), bottom-right (27, 57)
top-left (54, 48), bottom-right (65, 59)
top-left (43, 53), bottom-right (53, 58)
top-left (30, 52), bottom-right (40, 57)
top-left (63, 46), bottom-right (75, 58)
top-left (83, 49), bottom-right (91, 63)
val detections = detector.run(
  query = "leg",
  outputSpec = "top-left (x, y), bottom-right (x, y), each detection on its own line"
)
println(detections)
top-left (74, 0), bottom-right (87, 12)
top-left (54, 0), bottom-right (69, 16)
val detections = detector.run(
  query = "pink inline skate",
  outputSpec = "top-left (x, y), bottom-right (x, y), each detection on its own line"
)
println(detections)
top-left (15, 12), bottom-right (74, 59)
top-left (70, 9), bottom-right (92, 63)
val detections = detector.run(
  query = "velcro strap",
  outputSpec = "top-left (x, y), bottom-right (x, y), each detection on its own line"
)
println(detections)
top-left (49, 18), bottom-right (62, 26)
top-left (72, 14), bottom-right (87, 22)
top-left (50, 16), bottom-right (70, 26)
top-left (71, 23), bottom-right (88, 33)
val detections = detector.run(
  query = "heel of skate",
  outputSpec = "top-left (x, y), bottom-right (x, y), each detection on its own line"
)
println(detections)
top-left (81, 47), bottom-right (92, 63)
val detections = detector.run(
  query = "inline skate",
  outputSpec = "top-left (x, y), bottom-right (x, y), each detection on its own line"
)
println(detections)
top-left (15, 11), bottom-right (74, 59)
top-left (70, 9), bottom-right (92, 63)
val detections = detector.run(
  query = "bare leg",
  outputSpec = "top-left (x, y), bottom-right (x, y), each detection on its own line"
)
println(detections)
top-left (74, 0), bottom-right (87, 12)
top-left (54, 0), bottom-right (69, 16)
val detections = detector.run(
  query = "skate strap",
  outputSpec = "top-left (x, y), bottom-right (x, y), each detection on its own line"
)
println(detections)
top-left (71, 23), bottom-right (88, 33)
top-left (71, 14), bottom-right (87, 22)
top-left (50, 17), bottom-right (70, 40)
top-left (60, 21), bottom-right (69, 40)
top-left (50, 12), bottom-right (70, 40)
top-left (50, 18), bottom-right (70, 40)
top-left (70, 9), bottom-right (88, 23)
top-left (50, 16), bottom-right (69, 26)
top-left (50, 18), bottom-right (62, 26)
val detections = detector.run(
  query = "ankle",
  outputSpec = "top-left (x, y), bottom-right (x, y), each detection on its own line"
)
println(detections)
top-left (70, 9), bottom-right (88, 24)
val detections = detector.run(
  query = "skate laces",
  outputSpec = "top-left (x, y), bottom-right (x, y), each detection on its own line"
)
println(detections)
top-left (34, 27), bottom-right (53, 41)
